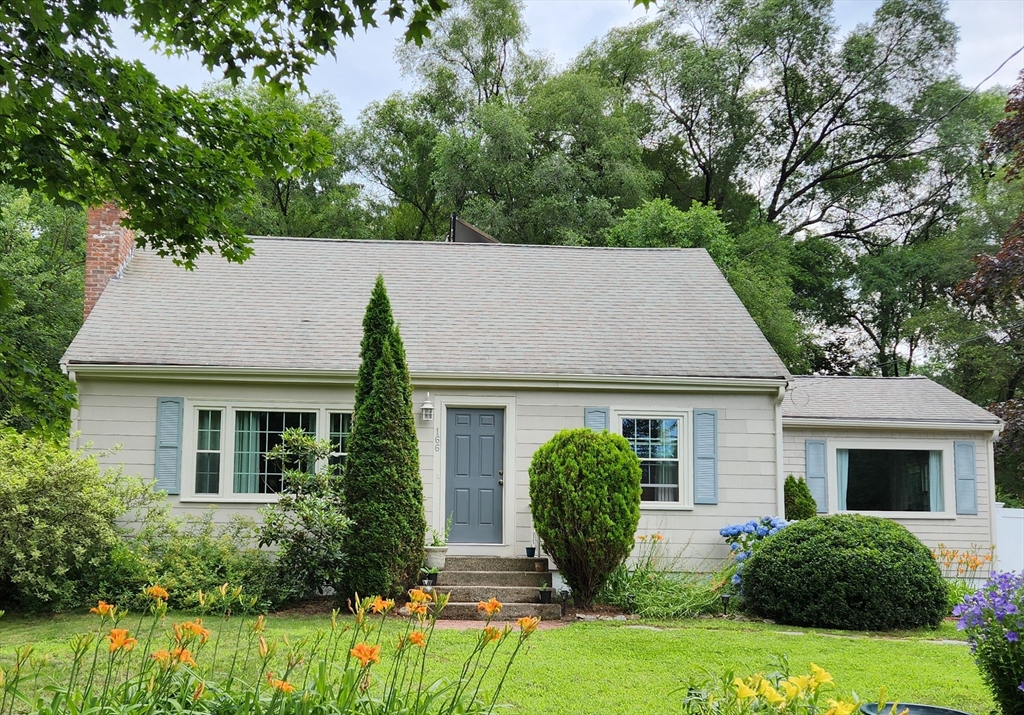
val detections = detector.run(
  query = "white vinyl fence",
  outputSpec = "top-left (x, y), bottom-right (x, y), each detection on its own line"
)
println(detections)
top-left (995, 503), bottom-right (1024, 573)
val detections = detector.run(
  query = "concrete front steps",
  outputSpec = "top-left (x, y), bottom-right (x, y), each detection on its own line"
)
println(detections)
top-left (435, 556), bottom-right (562, 621)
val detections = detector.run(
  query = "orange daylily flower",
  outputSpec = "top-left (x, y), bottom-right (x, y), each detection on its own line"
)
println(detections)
top-left (90, 601), bottom-right (115, 617)
top-left (350, 642), bottom-right (381, 668)
top-left (145, 585), bottom-right (169, 601)
top-left (185, 619), bottom-right (211, 642)
top-left (409, 602), bottom-right (429, 617)
top-left (371, 596), bottom-right (395, 614)
top-left (409, 588), bottom-right (432, 603)
top-left (516, 616), bottom-right (540, 634)
top-left (172, 647), bottom-right (196, 668)
top-left (151, 650), bottom-right (172, 667)
top-left (477, 598), bottom-right (502, 617)
top-left (107, 628), bottom-right (137, 653)
top-left (192, 682), bottom-right (206, 700)
top-left (251, 615), bottom-right (267, 634)
top-left (265, 672), bottom-right (295, 693)
top-left (408, 630), bottom-right (427, 648)
top-left (482, 625), bottom-right (503, 644)
top-left (651, 533), bottom-right (664, 542)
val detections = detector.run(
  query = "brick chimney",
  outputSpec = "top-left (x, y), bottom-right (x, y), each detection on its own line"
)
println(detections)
top-left (85, 203), bottom-right (135, 320)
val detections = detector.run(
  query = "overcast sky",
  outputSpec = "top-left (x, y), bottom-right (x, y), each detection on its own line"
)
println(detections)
top-left (111, 0), bottom-right (1024, 123)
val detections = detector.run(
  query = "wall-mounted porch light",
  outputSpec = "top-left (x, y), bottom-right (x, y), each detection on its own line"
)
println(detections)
top-left (421, 393), bottom-right (434, 422)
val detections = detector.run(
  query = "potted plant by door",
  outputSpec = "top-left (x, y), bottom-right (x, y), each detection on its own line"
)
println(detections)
top-left (424, 515), bottom-right (452, 570)
top-left (538, 586), bottom-right (553, 604)
top-left (421, 567), bottom-right (439, 586)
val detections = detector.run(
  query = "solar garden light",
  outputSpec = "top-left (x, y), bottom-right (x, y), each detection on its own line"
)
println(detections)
top-left (721, 593), bottom-right (732, 615)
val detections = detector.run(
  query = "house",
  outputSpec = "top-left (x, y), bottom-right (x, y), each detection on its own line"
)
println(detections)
top-left (63, 207), bottom-right (1003, 572)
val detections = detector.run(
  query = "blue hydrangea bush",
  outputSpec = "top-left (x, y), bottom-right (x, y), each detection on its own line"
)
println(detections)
top-left (954, 571), bottom-right (1024, 714)
top-left (719, 516), bottom-right (789, 592)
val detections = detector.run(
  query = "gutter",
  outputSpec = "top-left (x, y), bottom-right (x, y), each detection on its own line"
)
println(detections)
top-left (782, 416), bottom-right (1003, 436)
top-left (62, 363), bottom-right (789, 394)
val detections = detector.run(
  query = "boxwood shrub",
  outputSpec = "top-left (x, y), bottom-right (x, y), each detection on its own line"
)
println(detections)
top-left (529, 428), bottom-right (641, 609)
top-left (743, 514), bottom-right (947, 630)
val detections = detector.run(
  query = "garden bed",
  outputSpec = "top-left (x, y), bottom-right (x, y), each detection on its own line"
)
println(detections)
top-left (0, 611), bottom-right (991, 715)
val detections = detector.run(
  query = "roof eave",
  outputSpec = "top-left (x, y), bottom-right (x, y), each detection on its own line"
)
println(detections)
top-left (64, 362), bottom-right (789, 393)
top-left (782, 415), bottom-right (1003, 435)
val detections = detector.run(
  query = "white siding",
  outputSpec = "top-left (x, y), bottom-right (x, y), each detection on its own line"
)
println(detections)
top-left (74, 376), bottom-right (783, 570)
top-left (782, 425), bottom-right (995, 552)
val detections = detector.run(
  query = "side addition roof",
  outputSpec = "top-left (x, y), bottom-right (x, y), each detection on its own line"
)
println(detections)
top-left (783, 375), bottom-right (1000, 429)
top-left (63, 238), bottom-right (790, 381)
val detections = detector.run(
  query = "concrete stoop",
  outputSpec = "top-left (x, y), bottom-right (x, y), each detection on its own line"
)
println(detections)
top-left (434, 556), bottom-right (562, 621)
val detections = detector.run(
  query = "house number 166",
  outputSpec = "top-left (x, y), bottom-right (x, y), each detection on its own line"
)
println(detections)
top-left (434, 428), bottom-right (441, 452)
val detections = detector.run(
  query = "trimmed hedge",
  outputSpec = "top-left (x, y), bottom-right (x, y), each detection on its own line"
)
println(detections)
top-left (529, 428), bottom-right (641, 609)
top-left (743, 514), bottom-right (947, 630)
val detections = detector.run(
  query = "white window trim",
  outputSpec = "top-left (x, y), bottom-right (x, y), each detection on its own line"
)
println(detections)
top-left (611, 407), bottom-right (694, 511)
top-left (180, 401), bottom-right (353, 504)
top-left (826, 438), bottom-right (956, 520)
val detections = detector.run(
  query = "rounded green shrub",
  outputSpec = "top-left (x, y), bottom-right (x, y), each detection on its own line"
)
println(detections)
top-left (743, 514), bottom-right (947, 630)
top-left (783, 475), bottom-right (817, 521)
top-left (529, 428), bottom-right (641, 609)
top-left (0, 431), bottom-right (148, 611)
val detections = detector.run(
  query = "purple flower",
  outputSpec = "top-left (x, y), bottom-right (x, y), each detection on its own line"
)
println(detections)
top-left (1018, 682), bottom-right (1024, 693)
top-left (1008, 631), bottom-right (1020, 642)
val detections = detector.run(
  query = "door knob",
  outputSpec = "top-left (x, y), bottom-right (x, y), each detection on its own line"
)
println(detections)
top-left (498, 470), bottom-right (503, 475)
top-left (498, 480), bottom-right (504, 486)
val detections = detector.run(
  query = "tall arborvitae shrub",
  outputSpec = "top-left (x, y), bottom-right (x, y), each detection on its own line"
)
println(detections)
top-left (784, 475), bottom-right (818, 521)
top-left (341, 276), bottom-right (425, 599)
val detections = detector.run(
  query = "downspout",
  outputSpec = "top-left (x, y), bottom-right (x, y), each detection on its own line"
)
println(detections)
top-left (62, 363), bottom-right (79, 450)
top-left (988, 425), bottom-right (1002, 563)
top-left (776, 384), bottom-right (787, 517)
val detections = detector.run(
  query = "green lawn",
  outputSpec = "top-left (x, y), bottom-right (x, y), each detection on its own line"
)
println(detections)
top-left (0, 612), bottom-right (992, 714)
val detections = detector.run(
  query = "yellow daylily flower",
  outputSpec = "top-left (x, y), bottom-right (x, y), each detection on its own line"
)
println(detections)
top-left (788, 674), bottom-right (812, 693)
top-left (826, 699), bottom-right (856, 715)
top-left (810, 663), bottom-right (834, 687)
top-left (759, 682), bottom-right (785, 706)
top-left (733, 677), bottom-right (757, 700)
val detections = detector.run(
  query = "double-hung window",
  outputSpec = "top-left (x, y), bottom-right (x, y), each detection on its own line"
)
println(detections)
top-left (195, 410), bottom-right (222, 495)
top-left (187, 406), bottom-right (352, 500)
top-left (622, 417), bottom-right (682, 503)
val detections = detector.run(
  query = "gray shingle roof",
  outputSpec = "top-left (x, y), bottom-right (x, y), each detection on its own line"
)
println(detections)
top-left (64, 238), bottom-right (789, 380)
top-left (783, 375), bottom-right (999, 426)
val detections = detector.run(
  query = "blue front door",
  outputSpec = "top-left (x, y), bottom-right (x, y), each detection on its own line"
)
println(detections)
top-left (446, 408), bottom-right (504, 544)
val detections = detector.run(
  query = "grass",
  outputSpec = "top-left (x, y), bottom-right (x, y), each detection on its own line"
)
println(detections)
top-left (0, 611), bottom-right (993, 715)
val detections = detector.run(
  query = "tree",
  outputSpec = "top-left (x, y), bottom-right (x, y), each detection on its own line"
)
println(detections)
top-left (0, 187), bottom-right (83, 435)
top-left (341, 276), bottom-right (425, 599)
top-left (959, 71), bottom-right (1024, 502)
top-left (1, 0), bottom-right (446, 267)
top-left (582, 0), bottom-right (997, 373)
top-left (606, 200), bottom-right (808, 370)
top-left (355, 0), bottom-right (654, 244)
top-left (210, 84), bottom-right (371, 240)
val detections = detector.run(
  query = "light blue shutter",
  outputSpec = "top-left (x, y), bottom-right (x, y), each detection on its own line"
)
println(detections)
top-left (954, 441), bottom-right (978, 515)
top-left (155, 397), bottom-right (184, 495)
top-left (804, 439), bottom-right (828, 513)
top-left (584, 407), bottom-right (609, 432)
top-left (693, 410), bottom-right (718, 505)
